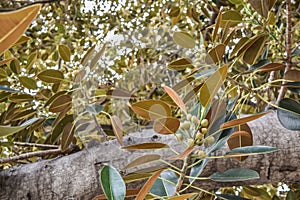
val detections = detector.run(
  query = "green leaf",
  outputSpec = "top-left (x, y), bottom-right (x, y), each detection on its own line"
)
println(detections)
top-left (277, 98), bottom-right (300, 130)
top-left (292, 47), bottom-right (300, 57)
top-left (58, 44), bottom-right (71, 62)
top-left (0, 68), bottom-right (7, 78)
top-left (19, 76), bottom-right (37, 90)
top-left (209, 168), bottom-right (259, 182)
top-left (216, 194), bottom-right (250, 200)
top-left (99, 165), bottom-right (126, 200)
top-left (225, 145), bottom-right (277, 156)
top-left (220, 10), bottom-right (243, 27)
top-left (243, 35), bottom-right (268, 65)
top-left (37, 69), bottom-right (64, 83)
top-left (173, 31), bottom-right (195, 48)
top-left (0, 118), bottom-right (39, 137)
top-left (199, 65), bottom-right (228, 107)
top-left (150, 170), bottom-right (178, 197)
top-left (9, 93), bottom-right (33, 102)
top-left (286, 82), bottom-right (300, 94)
top-left (86, 104), bottom-right (104, 114)
top-left (248, 0), bottom-right (271, 18)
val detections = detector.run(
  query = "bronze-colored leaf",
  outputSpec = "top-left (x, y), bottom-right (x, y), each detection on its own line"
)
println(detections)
top-left (230, 37), bottom-right (249, 59)
top-left (199, 65), bottom-right (228, 107)
top-left (256, 63), bottom-right (285, 73)
top-left (111, 115), bottom-right (123, 146)
top-left (248, 0), bottom-right (271, 18)
top-left (220, 10), bottom-right (243, 27)
top-left (205, 44), bottom-right (226, 64)
top-left (122, 143), bottom-right (169, 150)
top-left (0, 57), bottom-right (15, 66)
top-left (123, 173), bottom-right (152, 183)
top-left (168, 193), bottom-right (197, 200)
top-left (44, 91), bottom-right (67, 107)
top-left (168, 58), bottom-right (193, 71)
top-left (135, 169), bottom-right (164, 200)
top-left (131, 100), bottom-right (171, 120)
top-left (284, 70), bottom-right (300, 82)
top-left (61, 122), bottom-right (74, 151)
top-left (49, 94), bottom-right (72, 113)
top-left (163, 86), bottom-right (186, 112)
top-left (0, 4), bottom-right (41, 55)
top-left (93, 189), bottom-right (140, 200)
top-left (168, 146), bottom-right (194, 160)
top-left (243, 35), bottom-right (268, 65)
top-left (227, 130), bottom-right (253, 161)
top-left (122, 154), bottom-right (161, 170)
top-left (221, 112), bottom-right (269, 129)
top-left (212, 11), bottom-right (222, 43)
top-left (153, 117), bottom-right (180, 134)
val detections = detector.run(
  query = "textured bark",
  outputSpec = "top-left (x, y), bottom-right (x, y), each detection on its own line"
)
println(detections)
top-left (0, 112), bottom-right (300, 199)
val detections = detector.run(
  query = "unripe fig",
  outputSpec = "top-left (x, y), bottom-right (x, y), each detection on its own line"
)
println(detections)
top-left (200, 119), bottom-right (209, 127)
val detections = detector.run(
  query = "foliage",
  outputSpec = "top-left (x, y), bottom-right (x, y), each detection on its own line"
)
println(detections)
top-left (0, 0), bottom-right (300, 199)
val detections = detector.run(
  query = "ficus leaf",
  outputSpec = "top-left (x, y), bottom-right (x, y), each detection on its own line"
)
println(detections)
top-left (0, 4), bottom-right (41, 55)
top-left (209, 168), bottom-right (259, 182)
top-left (111, 115), bottom-right (123, 146)
top-left (58, 44), bottom-right (71, 62)
top-left (131, 100), bottom-right (171, 120)
top-left (173, 31), bottom-right (195, 48)
top-left (122, 154), bottom-right (161, 170)
top-left (163, 86), bottom-right (186, 112)
top-left (153, 117), bottom-right (180, 134)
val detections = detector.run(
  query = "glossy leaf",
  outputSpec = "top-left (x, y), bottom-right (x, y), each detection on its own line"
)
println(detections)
top-left (121, 143), bottom-right (169, 150)
top-left (153, 117), bottom-right (180, 134)
top-left (205, 44), bottom-right (226, 64)
top-left (37, 69), bottom-right (64, 83)
top-left (168, 58), bottom-right (193, 71)
top-left (99, 165), bottom-right (126, 200)
top-left (86, 104), bottom-right (104, 114)
top-left (150, 170), bottom-right (178, 197)
top-left (163, 86), bottom-right (186, 112)
top-left (9, 93), bottom-right (33, 102)
top-left (0, 4), bottom-right (41, 55)
top-left (13, 35), bottom-right (30, 46)
top-left (122, 154), bottom-right (161, 170)
top-left (225, 145), bottom-right (277, 157)
top-left (168, 146), bottom-right (194, 160)
top-left (111, 115), bottom-right (123, 146)
top-left (209, 168), bottom-right (259, 182)
top-left (243, 35), bottom-right (268, 65)
top-left (216, 194), bottom-right (250, 200)
top-left (173, 31), bottom-right (195, 48)
top-left (220, 10), bottom-right (243, 27)
top-left (168, 193), bottom-right (197, 200)
top-left (49, 94), bottom-right (72, 113)
top-left (136, 169), bottom-right (164, 200)
top-left (227, 131), bottom-right (253, 161)
top-left (248, 0), bottom-right (271, 18)
top-left (189, 159), bottom-right (209, 183)
top-left (90, 43), bottom-right (107, 70)
top-left (19, 76), bottom-right (37, 90)
top-left (286, 82), bottom-right (300, 94)
top-left (26, 51), bottom-right (37, 69)
top-left (61, 122), bottom-right (74, 151)
top-left (0, 57), bottom-right (15, 66)
top-left (58, 44), bottom-right (71, 62)
top-left (277, 98), bottom-right (300, 130)
top-left (131, 100), bottom-right (171, 120)
top-left (0, 118), bottom-right (39, 137)
top-left (220, 112), bottom-right (269, 129)
top-left (285, 70), bottom-right (300, 82)
top-left (9, 59), bottom-right (20, 74)
top-left (199, 65), bottom-right (228, 107)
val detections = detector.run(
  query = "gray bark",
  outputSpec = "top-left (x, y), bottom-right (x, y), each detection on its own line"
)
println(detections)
top-left (0, 112), bottom-right (300, 199)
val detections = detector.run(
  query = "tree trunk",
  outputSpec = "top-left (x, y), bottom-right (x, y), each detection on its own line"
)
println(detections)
top-left (0, 112), bottom-right (299, 199)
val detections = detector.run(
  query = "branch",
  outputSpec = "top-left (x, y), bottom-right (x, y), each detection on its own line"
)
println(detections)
top-left (13, 142), bottom-right (59, 149)
top-left (0, 144), bottom-right (79, 164)
top-left (275, 0), bottom-right (293, 105)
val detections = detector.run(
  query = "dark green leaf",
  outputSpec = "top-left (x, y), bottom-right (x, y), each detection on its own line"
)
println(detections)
top-left (150, 170), bottom-right (178, 197)
top-left (209, 168), bottom-right (259, 182)
top-left (86, 104), bottom-right (104, 114)
top-left (99, 165), bottom-right (126, 200)
top-left (0, 118), bottom-right (39, 137)
top-left (277, 98), bottom-right (300, 130)
top-left (225, 145), bottom-right (277, 156)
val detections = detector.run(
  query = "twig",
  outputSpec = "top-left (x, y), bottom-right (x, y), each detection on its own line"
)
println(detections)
top-left (0, 144), bottom-right (79, 164)
top-left (13, 142), bottom-right (59, 149)
top-left (275, 0), bottom-right (293, 105)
